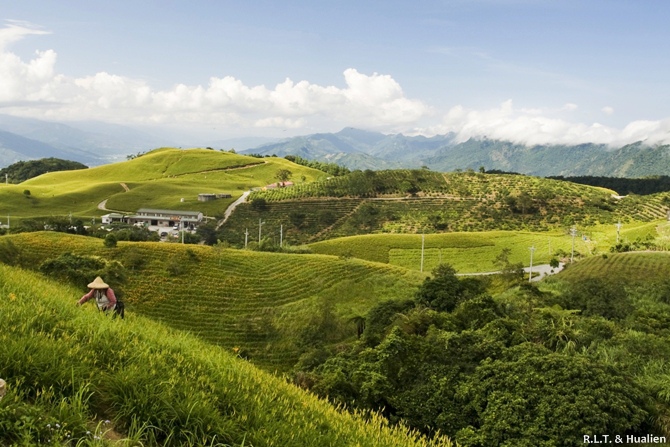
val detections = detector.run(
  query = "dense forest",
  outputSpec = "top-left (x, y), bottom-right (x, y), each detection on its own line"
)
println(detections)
top-left (290, 262), bottom-right (670, 446)
top-left (0, 158), bottom-right (88, 183)
top-left (549, 175), bottom-right (670, 195)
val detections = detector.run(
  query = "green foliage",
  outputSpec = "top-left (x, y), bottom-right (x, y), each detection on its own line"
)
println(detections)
top-left (0, 238), bottom-right (21, 266)
top-left (0, 157), bottom-right (87, 183)
top-left (415, 264), bottom-right (485, 312)
top-left (38, 252), bottom-right (126, 294)
top-left (284, 155), bottom-right (350, 177)
top-left (275, 168), bottom-right (292, 183)
top-left (0, 264), bottom-right (452, 447)
top-left (458, 344), bottom-right (650, 447)
top-left (103, 232), bottom-right (117, 248)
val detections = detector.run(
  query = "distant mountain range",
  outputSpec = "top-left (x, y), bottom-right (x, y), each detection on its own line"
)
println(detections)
top-left (2, 115), bottom-right (669, 177)
top-left (244, 127), bottom-right (670, 177)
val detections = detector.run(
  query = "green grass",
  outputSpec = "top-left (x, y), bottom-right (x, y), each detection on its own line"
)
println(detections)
top-left (6, 232), bottom-right (424, 371)
top-left (0, 263), bottom-right (452, 447)
top-left (555, 251), bottom-right (670, 283)
top-left (0, 148), bottom-right (326, 220)
top-left (310, 231), bottom-right (589, 273)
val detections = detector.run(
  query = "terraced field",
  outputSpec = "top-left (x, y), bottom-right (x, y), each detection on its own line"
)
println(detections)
top-left (223, 170), bottom-right (670, 245)
top-left (8, 232), bottom-right (423, 371)
top-left (309, 231), bottom-right (585, 273)
top-left (554, 251), bottom-right (670, 283)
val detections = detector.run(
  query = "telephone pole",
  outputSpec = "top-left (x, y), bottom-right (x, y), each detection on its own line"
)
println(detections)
top-left (258, 219), bottom-right (264, 244)
top-left (570, 227), bottom-right (577, 262)
top-left (616, 221), bottom-right (622, 243)
top-left (420, 233), bottom-right (425, 273)
top-left (244, 228), bottom-right (249, 249)
top-left (280, 224), bottom-right (283, 248)
top-left (529, 245), bottom-right (535, 282)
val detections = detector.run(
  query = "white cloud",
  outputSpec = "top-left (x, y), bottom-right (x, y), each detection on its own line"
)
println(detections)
top-left (421, 100), bottom-right (670, 146)
top-left (0, 23), bottom-right (429, 133)
top-left (1, 22), bottom-right (668, 147)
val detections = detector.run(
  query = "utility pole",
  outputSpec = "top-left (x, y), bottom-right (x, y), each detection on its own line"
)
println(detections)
top-left (529, 245), bottom-right (535, 282)
top-left (570, 227), bottom-right (577, 262)
top-left (616, 221), bottom-right (622, 243)
top-left (244, 228), bottom-right (249, 249)
top-left (420, 233), bottom-right (425, 273)
top-left (181, 219), bottom-right (184, 244)
top-left (258, 219), bottom-right (264, 244)
top-left (280, 224), bottom-right (283, 248)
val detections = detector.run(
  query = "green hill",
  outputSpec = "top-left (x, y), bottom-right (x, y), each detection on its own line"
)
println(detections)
top-left (0, 148), bottom-right (326, 220)
top-left (0, 262), bottom-right (452, 447)
top-left (554, 251), bottom-right (670, 283)
top-left (5, 232), bottom-right (424, 371)
top-left (220, 169), bottom-right (670, 246)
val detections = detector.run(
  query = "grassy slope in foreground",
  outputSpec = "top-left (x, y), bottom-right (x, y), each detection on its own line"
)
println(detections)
top-left (8, 232), bottom-right (424, 371)
top-left (0, 148), bottom-right (325, 218)
top-left (0, 264), bottom-right (452, 447)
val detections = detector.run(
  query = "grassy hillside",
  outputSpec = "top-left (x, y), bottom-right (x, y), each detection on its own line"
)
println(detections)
top-left (0, 148), bottom-right (326, 220)
top-left (554, 251), bottom-right (670, 283)
top-left (6, 232), bottom-right (424, 371)
top-left (0, 263), bottom-right (452, 447)
top-left (221, 170), bottom-right (669, 246)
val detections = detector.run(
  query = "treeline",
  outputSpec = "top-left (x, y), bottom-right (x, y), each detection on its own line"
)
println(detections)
top-left (0, 158), bottom-right (88, 183)
top-left (284, 155), bottom-right (350, 176)
top-left (290, 263), bottom-right (670, 446)
top-left (548, 175), bottom-right (670, 195)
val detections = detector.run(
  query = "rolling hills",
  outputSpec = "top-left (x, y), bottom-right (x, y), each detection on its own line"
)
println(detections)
top-left (0, 262), bottom-right (452, 447)
top-left (0, 148), bottom-right (327, 220)
top-left (5, 232), bottom-right (425, 371)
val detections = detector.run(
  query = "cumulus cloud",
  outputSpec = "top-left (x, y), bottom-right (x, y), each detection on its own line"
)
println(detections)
top-left (1, 22), bottom-right (668, 146)
top-left (0, 23), bottom-right (429, 132)
top-left (421, 100), bottom-right (670, 147)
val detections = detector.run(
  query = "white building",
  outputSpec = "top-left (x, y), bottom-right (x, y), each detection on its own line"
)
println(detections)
top-left (127, 208), bottom-right (203, 230)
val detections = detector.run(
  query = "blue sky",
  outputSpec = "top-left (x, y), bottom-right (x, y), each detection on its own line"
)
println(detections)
top-left (1, 0), bottom-right (669, 145)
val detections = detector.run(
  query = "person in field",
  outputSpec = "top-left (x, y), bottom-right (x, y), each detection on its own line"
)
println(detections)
top-left (77, 276), bottom-right (124, 318)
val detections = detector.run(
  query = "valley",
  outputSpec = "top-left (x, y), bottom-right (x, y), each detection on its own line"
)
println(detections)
top-left (1, 147), bottom-right (669, 446)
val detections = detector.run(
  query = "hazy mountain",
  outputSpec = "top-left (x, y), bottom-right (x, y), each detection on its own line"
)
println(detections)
top-left (0, 115), bottom-right (168, 166)
top-left (0, 130), bottom-right (101, 168)
top-left (243, 128), bottom-right (670, 177)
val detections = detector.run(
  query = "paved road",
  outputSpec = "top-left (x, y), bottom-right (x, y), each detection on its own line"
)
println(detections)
top-left (217, 191), bottom-right (251, 229)
top-left (457, 263), bottom-right (565, 282)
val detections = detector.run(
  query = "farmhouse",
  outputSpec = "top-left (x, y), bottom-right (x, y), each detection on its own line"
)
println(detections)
top-left (197, 193), bottom-right (232, 202)
top-left (127, 208), bottom-right (204, 230)
top-left (101, 213), bottom-right (127, 224)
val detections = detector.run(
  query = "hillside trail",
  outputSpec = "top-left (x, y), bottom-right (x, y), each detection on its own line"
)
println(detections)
top-left (457, 263), bottom-right (565, 282)
top-left (216, 191), bottom-right (251, 230)
top-left (97, 183), bottom-right (131, 213)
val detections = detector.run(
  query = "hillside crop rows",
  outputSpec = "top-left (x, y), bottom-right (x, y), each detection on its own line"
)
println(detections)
top-left (230, 170), bottom-right (670, 245)
top-left (0, 263), bottom-right (453, 447)
top-left (556, 251), bottom-right (670, 283)
top-left (8, 233), bottom-right (423, 371)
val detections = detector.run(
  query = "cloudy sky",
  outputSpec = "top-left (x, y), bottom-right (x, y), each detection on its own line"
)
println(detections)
top-left (1, 0), bottom-right (669, 146)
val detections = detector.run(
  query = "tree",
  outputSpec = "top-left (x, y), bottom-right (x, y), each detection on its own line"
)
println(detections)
top-left (415, 264), bottom-right (485, 313)
top-left (275, 169), bottom-right (292, 184)
top-left (458, 344), bottom-right (650, 447)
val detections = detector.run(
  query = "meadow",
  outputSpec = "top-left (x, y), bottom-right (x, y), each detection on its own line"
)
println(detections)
top-left (0, 263), bottom-right (453, 447)
top-left (0, 148), bottom-right (326, 221)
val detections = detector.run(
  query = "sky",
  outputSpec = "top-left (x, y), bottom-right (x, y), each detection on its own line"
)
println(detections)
top-left (1, 0), bottom-right (669, 146)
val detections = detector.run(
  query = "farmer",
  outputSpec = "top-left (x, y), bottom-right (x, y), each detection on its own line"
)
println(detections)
top-left (77, 276), bottom-right (118, 315)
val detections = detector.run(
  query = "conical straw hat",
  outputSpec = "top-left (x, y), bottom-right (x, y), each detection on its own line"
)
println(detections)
top-left (87, 276), bottom-right (109, 289)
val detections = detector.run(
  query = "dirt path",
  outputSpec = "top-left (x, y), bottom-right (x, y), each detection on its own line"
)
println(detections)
top-left (457, 263), bottom-right (565, 282)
